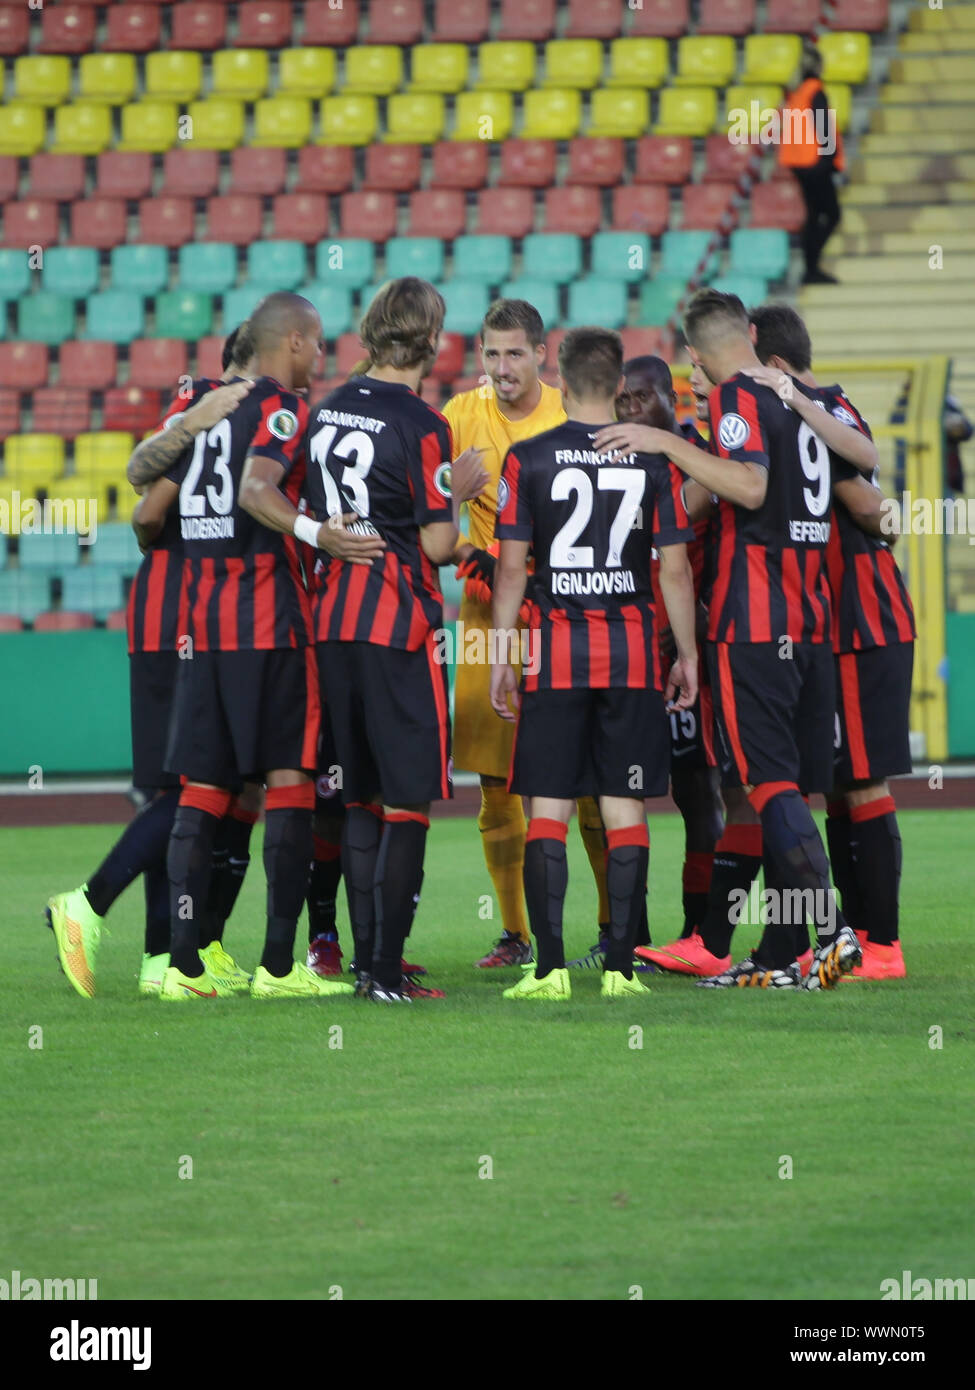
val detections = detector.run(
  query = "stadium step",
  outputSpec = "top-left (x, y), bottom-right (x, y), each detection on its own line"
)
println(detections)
top-left (860, 132), bottom-right (975, 156)
top-left (889, 54), bottom-right (975, 82)
top-left (898, 33), bottom-right (975, 55)
top-left (881, 82), bottom-right (975, 104)
top-left (801, 280), bottom-right (975, 306)
top-left (842, 180), bottom-right (975, 206)
top-left (872, 105), bottom-right (975, 134)
top-left (822, 253), bottom-right (975, 283)
top-left (834, 230), bottom-right (975, 256)
top-left (840, 205), bottom-right (975, 234)
top-left (908, 3), bottom-right (975, 32)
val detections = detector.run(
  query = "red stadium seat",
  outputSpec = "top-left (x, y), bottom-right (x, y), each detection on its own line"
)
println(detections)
top-left (497, 0), bottom-right (556, 41)
top-left (764, 0), bottom-right (819, 34)
top-left (2, 199), bottom-right (59, 249)
top-left (128, 339), bottom-right (189, 390)
top-left (296, 145), bottom-right (355, 194)
top-left (499, 140), bottom-right (557, 189)
top-left (630, 0), bottom-right (689, 38)
top-left (229, 147), bottom-right (288, 197)
top-left (304, 0), bottom-right (360, 45)
top-left (340, 190), bottom-right (397, 242)
top-left (543, 186), bottom-right (601, 237)
top-left (409, 189), bottom-right (466, 240)
top-left (827, 0), bottom-right (887, 30)
top-left (31, 387), bottom-right (91, 438)
top-left (367, 0), bottom-right (423, 44)
top-left (272, 193), bottom-right (330, 243)
top-left (59, 341), bottom-right (117, 390)
top-left (0, 342), bottom-right (49, 391)
top-left (236, 1), bottom-right (292, 48)
top-left (34, 612), bottom-right (97, 632)
top-left (749, 177), bottom-right (806, 231)
top-left (0, 6), bottom-right (29, 57)
top-left (103, 5), bottom-right (162, 55)
top-left (169, 2), bottom-right (227, 51)
top-left (364, 145), bottom-right (422, 193)
top-left (567, 138), bottom-right (624, 187)
top-left (475, 187), bottom-right (535, 238)
top-left (0, 156), bottom-right (18, 203)
top-left (161, 149), bottom-right (220, 199)
top-left (205, 195), bottom-right (263, 244)
top-left (620, 326), bottom-right (671, 361)
top-left (432, 0), bottom-right (489, 43)
top-left (335, 332), bottom-right (366, 376)
top-left (566, 0), bottom-right (622, 39)
top-left (95, 152), bottom-right (153, 201)
top-left (29, 155), bottom-right (86, 203)
top-left (635, 136), bottom-right (693, 185)
top-left (699, 0), bottom-right (757, 36)
top-left (104, 609), bottom-right (128, 631)
top-left (430, 141), bottom-right (488, 190)
top-left (137, 196), bottom-right (194, 247)
top-left (0, 388), bottom-right (21, 440)
top-left (703, 135), bottom-right (756, 183)
top-left (39, 3), bottom-right (97, 55)
top-left (71, 199), bottom-right (128, 250)
top-left (430, 333), bottom-right (466, 382)
top-left (612, 185), bottom-right (669, 236)
top-left (196, 336), bottom-right (225, 379)
top-left (419, 378), bottom-right (443, 408)
top-left (0, 614), bottom-right (25, 632)
top-left (681, 183), bottom-right (736, 230)
top-left (103, 385), bottom-right (162, 435)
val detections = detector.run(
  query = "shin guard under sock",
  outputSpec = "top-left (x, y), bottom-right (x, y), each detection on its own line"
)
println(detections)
top-left (260, 786), bottom-right (314, 976)
top-left (850, 795), bottom-right (901, 945)
top-left (308, 831), bottom-right (343, 943)
top-left (753, 785), bottom-right (845, 950)
top-left (373, 812), bottom-right (429, 990)
top-left (604, 826), bottom-right (650, 979)
top-left (201, 799), bottom-right (258, 946)
top-left (523, 819), bottom-right (568, 978)
top-left (699, 823), bottom-right (762, 958)
top-left (343, 803), bottom-right (383, 973)
top-left (167, 787), bottom-right (231, 976)
top-left (825, 802), bottom-right (862, 933)
top-left (681, 850), bottom-right (713, 938)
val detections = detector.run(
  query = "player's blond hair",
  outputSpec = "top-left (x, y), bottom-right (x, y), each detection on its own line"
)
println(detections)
top-left (360, 277), bottom-right (445, 370)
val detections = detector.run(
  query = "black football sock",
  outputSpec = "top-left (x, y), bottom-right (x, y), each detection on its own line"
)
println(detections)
top-left (201, 803), bottom-right (257, 947)
top-left (260, 793), bottom-right (313, 976)
top-left (523, 819), bottom-right (568, 978)
top-left (604, 827), bottom-right (650, 979)
top-left (698, 823), bottom-right (762, 958)
top-left (308, 828), bottom-right (343, 943)
top-left (635, 895), bottom-right (651, 947)
top-left (85, 788), bottom-right (180, 917)
top-left (342, 803), bottom-right (383, 974)
top-left (167, 793), bottom-right (228, 977)
top-left (850, 795), bottom-right (901, 945)
top-left (372, 812), bottom-right (428, 990)
top-left (143, 861), bottom-right (171, 957)
top-left (757, 787), bottom-right (846, 951)
top-left (752, 858), bottom-right (807, 970)
top-left (825, 802), bottom-right (862, 932)
top-left (681, 851), bottom-right (714, 938)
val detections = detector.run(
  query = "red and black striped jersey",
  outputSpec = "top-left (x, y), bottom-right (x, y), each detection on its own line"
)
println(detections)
top-left (496, 419), bottom-right (694, 692)
top-left (126, 376), bottom-right (221, 655)
top-left (167, 377), bottom-right (313, 652)
top-left (802, 381), bottom-right (917, 653)
top-left (652, 420), bottom-right (712, 628)
top-left (706, 373), bottom-right (832, 645)
top-left (302, 376), bottom-right (455, 650)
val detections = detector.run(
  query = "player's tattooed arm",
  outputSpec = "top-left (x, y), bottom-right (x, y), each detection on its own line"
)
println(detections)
top-left (132, 476), bottom-right (179, 549)
top-left (594, 422), bottom-right (768, 510)
top-left (657, 542), bottom-right (699, 711)
top-left (742, 366), bottom-right (878, 476)
top-left (126, 381), bottom-right (255, 488)
top-left (239, 451), bottom-right (386, 566)
top-left (489, 538), bottom-right (529, 723)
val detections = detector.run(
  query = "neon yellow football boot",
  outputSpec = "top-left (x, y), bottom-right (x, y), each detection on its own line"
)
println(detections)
top-left (138, 952), bottom-right (170, 997)
top-left (200, 941), bottom-right (251, 992)
top-left (601, 969), bottom-right (651, 1000)
top-left (502, 967), bottom-right (571, 1001)
top-left (250, 961), bottom-right (356, 999)
top-left (46, 886), bottom-right (103, 999)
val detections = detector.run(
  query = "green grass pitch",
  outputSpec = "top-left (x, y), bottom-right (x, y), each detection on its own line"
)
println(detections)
top-left (2, 810), bottom-right (973, 1302)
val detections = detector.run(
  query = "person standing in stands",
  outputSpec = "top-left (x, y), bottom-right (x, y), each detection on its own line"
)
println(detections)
top-left (779, 40), bottom-right (845, 286)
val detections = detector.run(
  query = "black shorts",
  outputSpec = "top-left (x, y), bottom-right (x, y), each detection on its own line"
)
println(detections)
top-left (708, 640), bottom-right (834, 795)
top-left (130, 650), bottom-right (181, 792)
top-left (509, 686), bottom-right (671, 800)
top-left (834, 643), bottom-right (913, 786)
top-left (165, 646), bottom-right (320, 787)
top-left (317, 636), bottom-right (452, 806)
top-left (669, 684), bottom-right (716, 773)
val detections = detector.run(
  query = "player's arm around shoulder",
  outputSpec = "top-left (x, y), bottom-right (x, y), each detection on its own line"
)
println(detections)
top-left (132, 475), bottom-right (179, 550)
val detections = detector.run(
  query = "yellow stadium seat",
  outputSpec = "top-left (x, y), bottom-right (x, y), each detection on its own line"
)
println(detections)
top-left (520, 88), bottom-right (582, 141)
top-left (674, 36), bottom-right (736, 88)
top-left (78, 54), bottom-right (138, 106)
top-left (608, 38), bottom-right (668, 89)
top-left (51, 103), bottom-right (113, 155)
top-left (318, 95), bottom-right (378, 147)
top-left (145, 51), bottom-right (203, 104)
top-left (655, 87), bottom-right (718, 137)
top-left (75, 433), bottom-right (135, 478)
top-left (13, 56), bottom-right (71, 108)
top-left (386, 93), bottom-right (446, 145)
top-left (344, 46), bottom-right (403, 97)
top-left (588, 87), bottom-right (650, 139)
top-left (252, 96), bottom-right (313, 148)
top-left (820, 32), bottom-right (871, 86)
top-left (212, 49), bottom-right (269, 102)
top-left (0, 104), bottom-right (47, 157)
top-left (278, 47), bottom-right (337, 97)
top-left (722, 85), bottom-right (783, 133)
top-left (410, 44), bottom-right (469, 94)
top-left (186, 98), bottom-right (246, 151)
top-left (742, 34), bottom-right (802, 87)
top-left (4, 435), bottom-right (65, 484)
top-left (544, 39), bottom-right (603, 89)
top-left (830, 82), bottom-right (852, 133)
top-left (476, 42), bottom-right (536, 92)
top-left (453, 89), bottom-right (514, 142)
top-left (118, 101), bottom-right (179, 154)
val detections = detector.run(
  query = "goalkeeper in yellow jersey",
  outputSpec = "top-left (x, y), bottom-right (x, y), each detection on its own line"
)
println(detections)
top-left (444, 299), bottom-right (618, 968)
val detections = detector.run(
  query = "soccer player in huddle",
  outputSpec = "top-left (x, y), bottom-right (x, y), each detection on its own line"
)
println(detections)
top-left (490, 327), bottom-right (699, 1001)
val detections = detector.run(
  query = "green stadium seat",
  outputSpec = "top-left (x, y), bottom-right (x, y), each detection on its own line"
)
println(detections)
top-left (660, 230), bottom-right (718, 279)
top-left (566, 276), bottom-right (628, 328)
top-left (729, 228), bottom-right (789, 280)
top-left (61, 568), bottom-right (125, 620)
top-left (385, 237), bottom-right (445, 282)
top-left (710, 273), bottom-right (768, 305)
top-left (78, 53), bottom-right (139, 106)
top-left (4, 432), bottom-right (65, 483)
top-left (313, 239), bottom-right (375, 288)
top-left (0, 104), bottom-right (47, 157)
top-left (298, 282), bottom-right (354, 337)
top-left (279, 47), bottom-right (338, 97)
top-left (543, 39), bottom-right (603, 89)
top-left (145, 50), bottom-right (204, 104)
top-left (18, 530), bottom-right (82, 569)
top-left (476, 42), bottom-right (536, 91)
top-left (591, 230), bottom-right (651, 281)
top-left (178, 242), bottom-right (238, 294)
top-left (212, 48), bottom-right (269, 102)
top-left (0, 570), bottom-right (52, 622)
top-left (247, 240), bottom-right (307, 290)
top-left (14, 55), bottom-right (71, 107)
top-left (520, 88), bottom-right (582, 141)
top-left (452, 234), bottom-right (512, 284)
top-left (110, 245), bottom-right (170, 297)
top-left (52, 103), bottom-right (113, 155)
top-left (18, 293), bottom-right (75, 345)
top-left (639, 277), bottom-right (687, 326)
top-left (118, 101), bottom-right (180, 154)
top-left (385, 93), bottom-right (445, 145)
top-left (411, 44), bottom-right (469, 94)
top-left (154, 290), bottom-right (213, 341)
top-left (90, 521), bottom-right (143, 570)
top-left (499, 278), bottom-right (559, 329)
top-left (655, 88), bottom-right (717, 137)
top-left (84, 289), bottom-right (146, 344)
top-left (587, 87), bottom-right (650, 139)
top-left (522, 233), bottom-right (582, 284)
top-left (253, 96), bottom-right (313, 148)
top-left (186, 98), bottom-right (246, 151)
top-left (438, 279), bottom-right (491, 335)
top-left (453, 90), bottom-right (514, 142)
top-left (221, 284), bottom-right (275, 329)
top-left (344, 46), bottom-right (403, 96)
top-left (42, 247), bottom-right (100, 300)
top-left (820, 31), bottom-right (870, 86)
top-left (0, 248), bottom-right (32, 302)
top-left (318, 95), bottom-right (378, 146)
top-left (608, 38), bottom-right (668, 88)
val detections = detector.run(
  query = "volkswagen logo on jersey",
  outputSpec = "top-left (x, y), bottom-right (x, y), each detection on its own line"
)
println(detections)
top-left (717, 412), bottom-right (750, 451)
top-left (434, 462), bottom-right (453, 498)
top-left (497, 478), bottom-right (509, 513)
top-left (832, 404), bottom-right (858, 427)
top-left (267, 408), bottom-right (299, 441)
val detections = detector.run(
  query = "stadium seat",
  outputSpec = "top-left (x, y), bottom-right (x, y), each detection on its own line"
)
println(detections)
top-left (222, 283), bottom-right (275, 328)
top-left (409, 189), bottom-right (467, 240)
top-left (722, 85), bottom-right (783, 134)
top-left (675, 37), bottom-right (737, 87)
top-left (31, 387), bottom-right (91, 438)
top-left (368, 0), bottom-right (423, 43)
top-left (635, 136), bottom-right (693, 184)
top-left (0, 342), bottom-right (49, 390)
top-left (0, 5), bottom-right (27, 58)
top-left (430, 332), bottom-right (466, 382)
top-left (363, 144), bottom-right (422, 192)
top-left (543, 186), bottom-right (601, 237)
top-left (499, 278), bottom-right (558, 328)
top-left (0, 249), bottom-right (31, 303)
top-left (820, 32), bottom-right (870, 85)
top-left (411, 44), bottom-right (469, 94)
top-left (681, 183), bottom-right (737, 230)
top-left (476, 187), bottom-right (535, 238)
top-left (297, 283), bottom-right (354, 337)
top-left (386, 237), bottom-right (445, 283)
top-left (61, 569), bottom-right (125, 621)
top-left (831, 84), bottom-right (852, 133)
top-left (60, 341), bottom-right (116, 391)
top-left (0, 613), bottom-right (24, 632)
top-left (247, 240), bottom-right (307, 290)
top-left (14, 55), bottom-right (71, 108)
top-left (477, 41), bottom-right (536, 92)
top-left (452, 234), bottom-right (512, 284)
top-left (236, 2), bottom-right (292, 49)
top-left (70, 199), bottom-right (127, 251)
top-left (169, 2), bottom-right (226, 51)
top-left (4, 433), bottom-right (65, 485)
top-left (498, 0), bottom-right (556, 41)
top-left (313, 239), bottom-right (375, 288)
top-left (764, 0), bottom-right (818, 35)
top-left (119, 101), bottom-right (179, 154)
top-left (102, 387), bottom-right (161, 435)
top-left (631, 0), bottom-right (690, 38)
top-left (104, 609), bottom-right (128, 630)
top-left (433, 0), bottom-right (489, 43)
top-left (103, 5), bottom-right (161, 55)
top-left (521, 88), bottom-right (582, 141)
top-left (319, 95), bottom-right (378, 146)
top-left (0, 156), bottom-right (18, 202)
top-left (340, 191), bottom-right (397, 242)
top-left (827, 0), bottom-right (888, 32)
top-left (431, 141), bottom-right (488, 190)
top-left (304, 0), bottom-right (360, 45)
top-left (334, 332), bottom-right (365, 376)
top-left (2, 199), bottom-right (59, 250)
top-left (607, 38), bottom-right (668, 88)
top-left (95, 151), bottom-right (153, 200)
top-left (0, 391), bottom-right (21, 442)
top-left (128, 338), bottom-right (189, 390)
top-left (742, 34), bottom-right (802, 85)
top-left (655, 88), bottom-right (718, 137)
top-left (0, 104), bottom-right (46, 157)
top-left (273, 193), bottom-right (330, 244)
top-left (85, 290), bottom-right (146, 344)
top-left (213, 49), bottom-right (269, 102)
top-left (699, 0), bottom-right (757, 37)
top-left (386, 94), bottom-right (446, 146)
top-left (205, 195), bottom-right (263, 245)
top-left (279, 47), bottom-right (337, 97)
top-left (161, 148), bottom-right (219, 199)
top-left (591, 231), bottom-right (651, 281)
top-left (620, 326), bottom-right (671, 361)
top-left (110, 244), bottom-right (169, 296)
top-left (522, 233), bottom-right (582, 284)
top-left (438, 280), bottom-right (490, 336)
top-left (660, 230), bottom-right (718, 278)
top-left (710, 273), bottom-right (768, 304)
top-left (453, 90), bottom-right (514, 142)
top-left (186, 98), bottom-right (246, 151)
top-left (297, 145), bottom-right (356, 194)
top-left (42, 247), bottom-right (99, 299)
top-left (749, 178), bottom-right (806, 231)
top-left (345, 46), bottom-right (403, 97)
top-left (0, 571), bottom-right (52, 621)
top-left (587, 87), bottom-right (650, 139)
top-left (566, 0), bottom-right (621, 38)
top-left (78, 53), bottom-right (138, 106)
top-left (53, 103), bottom-right (114, 156)
top-left (178, 242), bottom-right (237, 294)
top-left (567, 138), bottom-right (624, 186)
top-left (499, 139), bottom-right (556, 188)
top-left (137, 197), bottom-right (195, 249)
top-left (74, 430), bottom-right (136, 478)
top-left (34, 611), bottom-right (98, 631)
top-left (20, 533), bottom-right (83, 573)
top-left (229, 147), bottom-right (287, 197)
top-left (639, 276), bottom-right (687, 325)
top-left (253, 96), bottom-right (312, 148)
top-left (16, 293), bottom-right (74, 345)
top-left (703, 133), bottom-right (756, 182)
top-left (195, 336), bottom-right (224, 379)
top-left (545, 40), bottom-right (603, 89)
top-left (611, 186), bottom-right (669, 236)
top-left (36, 3), bottom-right (94, 54)
top-left (566, 277), bottom-right (627, 329)
top-left (144, 51), bottom-right (202, 104)
top-left (154, 291), bottom-right (212, 341)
